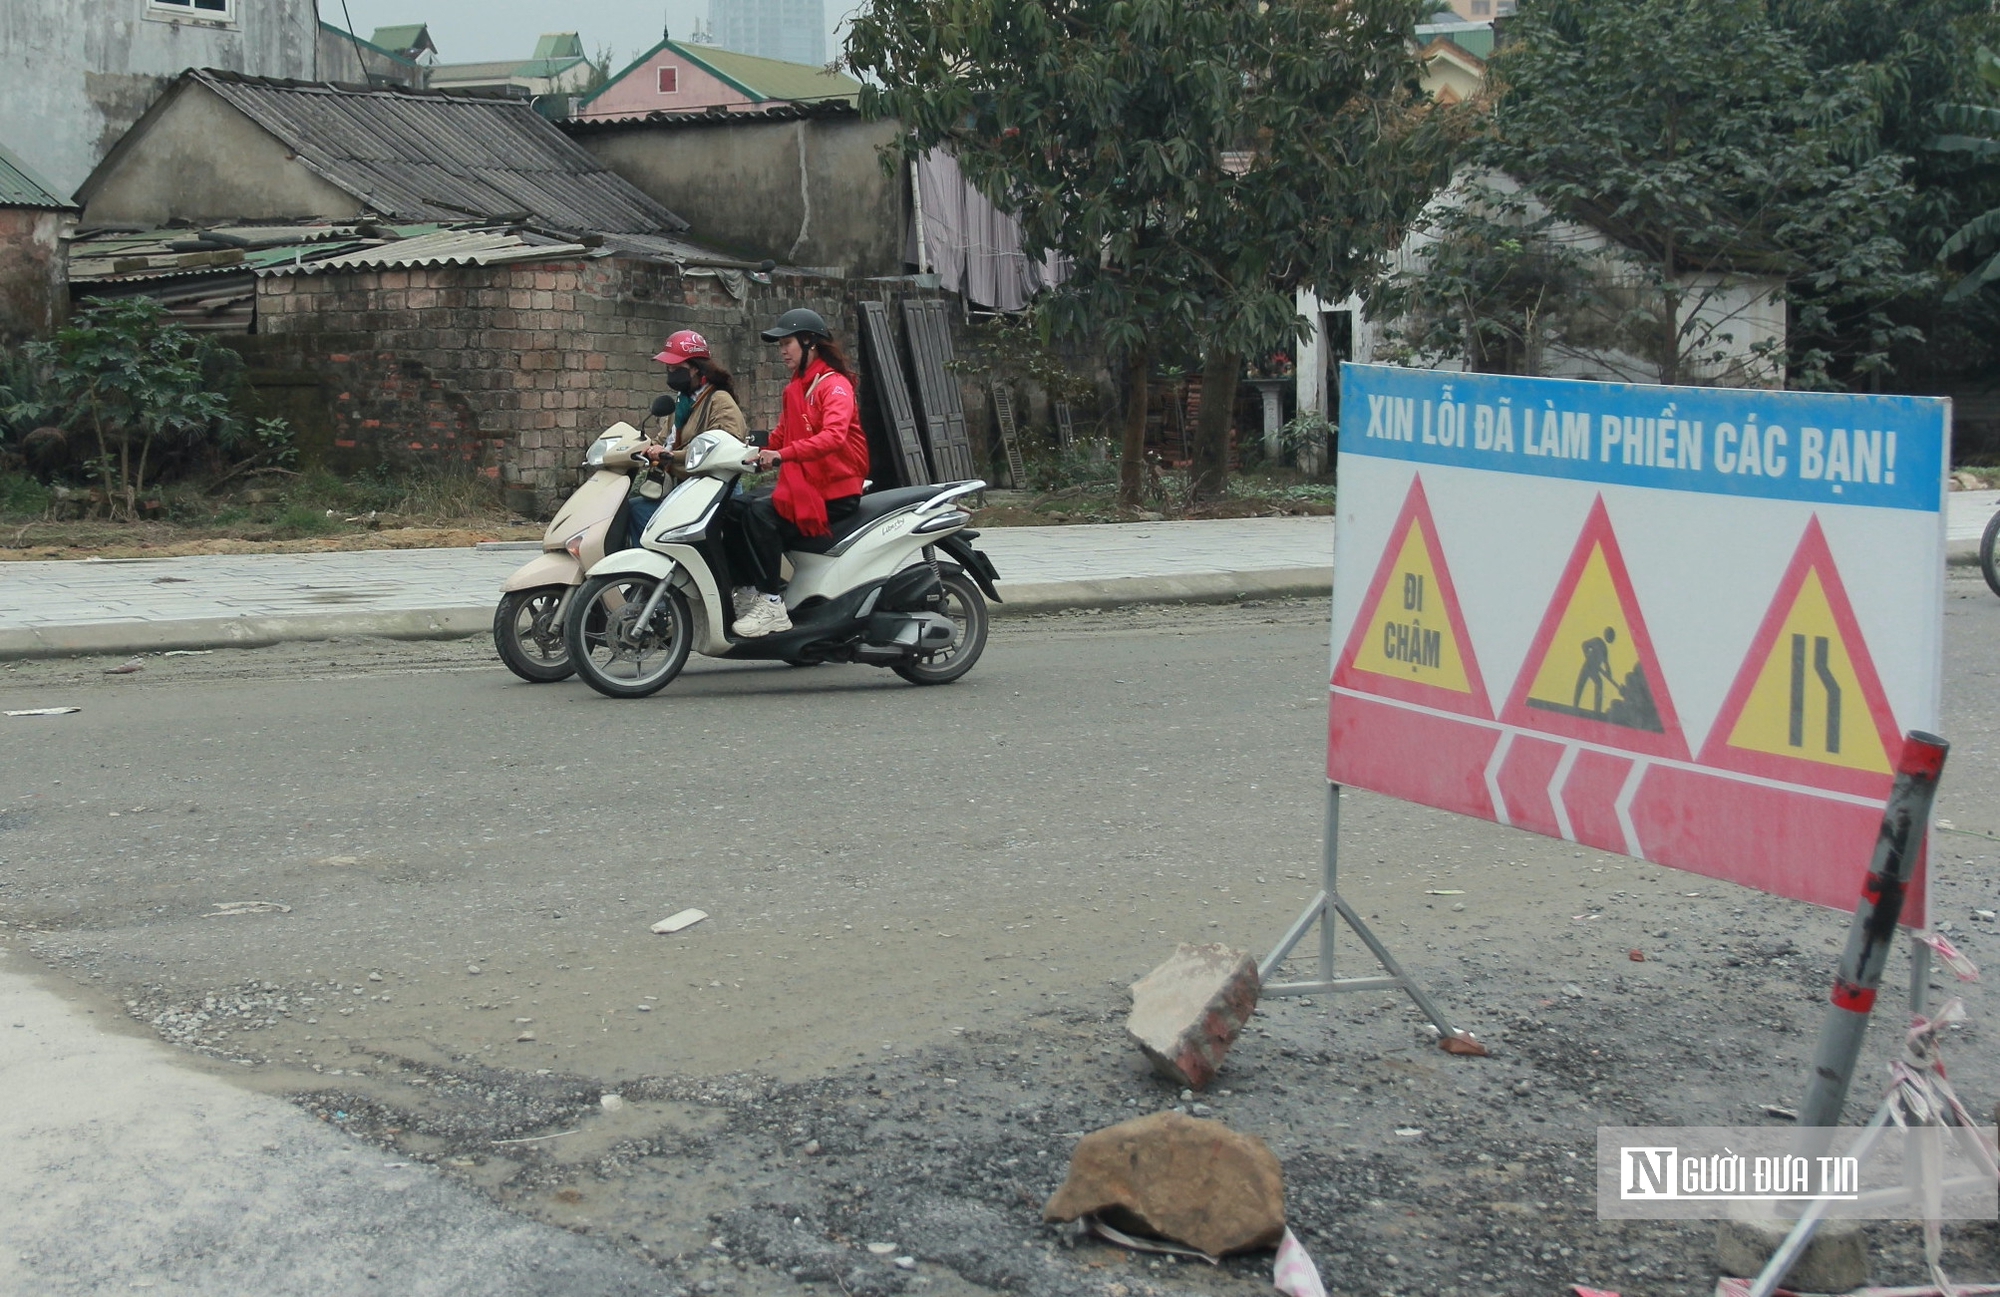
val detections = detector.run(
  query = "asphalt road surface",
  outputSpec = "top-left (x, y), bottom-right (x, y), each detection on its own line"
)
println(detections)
top-left (3, 581), bottom-right (1998, 1297)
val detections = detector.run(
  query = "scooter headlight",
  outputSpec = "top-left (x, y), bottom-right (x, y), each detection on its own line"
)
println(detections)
top-left (682, 432), bottom-right (721, 473)
top-left (583, 438), bottom-right (613, 468)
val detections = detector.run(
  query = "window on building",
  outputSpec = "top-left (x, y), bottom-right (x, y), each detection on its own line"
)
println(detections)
top-left (658, 66), bottom-right (679, 94)
top-left (1471, 0), bottom-right (1491, 13)
top-left (148, 0), bottom-right (234, 19)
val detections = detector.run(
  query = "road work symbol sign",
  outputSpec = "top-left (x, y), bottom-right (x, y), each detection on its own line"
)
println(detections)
top-left (1334, 478), bottom-right (1491, 718)
top-left (1502, 498), bottom-right (1687, 759)
top-left (1329, 366), bottom-right (1947, 917)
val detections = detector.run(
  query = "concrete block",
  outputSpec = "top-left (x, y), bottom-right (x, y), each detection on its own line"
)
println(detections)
top-left (1714, 1217), bottom-right (1869, 1292)
top-left (1126, 943), bottom-right (1260, 1091)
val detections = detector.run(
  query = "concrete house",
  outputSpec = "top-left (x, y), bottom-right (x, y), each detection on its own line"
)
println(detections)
top-left (75, 69), bottom-right (686, 234)
top-left (57, 68), bottom-right (930, 507)
top-left (314, 22), bottom-right (431, 90)
top-left (569, 103), bottom-right (901, 278)
top-left (0, 142), bottom-right (77, 341)
top-left (428, 32), bottom-right (596, 102)
top-left (0, 0), bottom-right (320, 198)
top-left (573, 39), bottom-right (860, 121)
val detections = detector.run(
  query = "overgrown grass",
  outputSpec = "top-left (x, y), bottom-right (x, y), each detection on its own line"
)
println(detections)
top-left (0, 473), bottom-right (50, 517)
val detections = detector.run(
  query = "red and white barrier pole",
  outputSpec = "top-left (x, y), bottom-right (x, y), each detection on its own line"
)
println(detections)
top-left (1796, 731), bottom-right (1949, 1128)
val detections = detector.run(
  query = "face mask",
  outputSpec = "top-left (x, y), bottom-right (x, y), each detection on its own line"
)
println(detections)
top-left (665, 367), bottom-right (693, 393)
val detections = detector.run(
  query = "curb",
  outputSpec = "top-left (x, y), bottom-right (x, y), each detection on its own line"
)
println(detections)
top-left (0, 570), bottom-right (1333, 661)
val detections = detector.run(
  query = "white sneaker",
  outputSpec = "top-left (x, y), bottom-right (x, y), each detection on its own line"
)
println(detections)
top-left (733, 594), bottom-right (792, 637)
top-left (731, 586), bottom-right (759, 618)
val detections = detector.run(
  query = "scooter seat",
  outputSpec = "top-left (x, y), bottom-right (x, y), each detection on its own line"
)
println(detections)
top-left (792, 485), bottom-right (939, 554)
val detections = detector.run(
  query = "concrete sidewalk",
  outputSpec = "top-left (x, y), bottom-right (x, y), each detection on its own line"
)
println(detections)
top-left (0, 952), bottom-right (666, 1296)
top-left (0, 517), bottom-right (1337, 658)
top-left (1, 492), bottom-right (1992, 660)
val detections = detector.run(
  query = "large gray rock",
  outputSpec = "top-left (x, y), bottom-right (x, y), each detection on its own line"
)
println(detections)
top-left (1042, 1111), bottom-right (1285, 1257)
top-left (1714, 1216), bottom-right (1869, 1293)
top-left (1125, 943), bottom-right (1260, 1090)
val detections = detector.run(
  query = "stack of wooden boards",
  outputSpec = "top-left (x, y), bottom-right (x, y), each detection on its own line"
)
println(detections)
top-left (857, 299), bottom-right (980, 488)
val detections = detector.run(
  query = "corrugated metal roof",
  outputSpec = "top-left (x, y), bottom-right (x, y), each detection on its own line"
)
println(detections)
top-left (567, 99), bottom-right (862, 131)
top-left (190, 69), bottom-right (687, 234)
top-left (0, 140), bottom-right (74, 209)
top-left (274, 227), bottom-right (591, 272)
top-left (428, 60), bottom-right (529, 83)
top-left (69, 227), bottom-right (378, 283)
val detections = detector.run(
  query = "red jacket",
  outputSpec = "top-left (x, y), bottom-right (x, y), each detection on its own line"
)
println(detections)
top-left (769, 359), bottom-right (868, 533)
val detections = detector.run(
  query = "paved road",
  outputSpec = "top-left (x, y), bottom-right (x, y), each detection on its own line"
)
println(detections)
top-left (2, 581), bottom-right (1996, 1294)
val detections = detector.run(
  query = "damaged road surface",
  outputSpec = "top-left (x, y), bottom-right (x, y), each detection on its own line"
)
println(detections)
top-left (3, 585), bottom-right (2000, 1296)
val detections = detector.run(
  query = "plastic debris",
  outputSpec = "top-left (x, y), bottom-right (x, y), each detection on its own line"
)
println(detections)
top-left (600, 1094), bottom-right (625, 1111)
top-left (1439, 1031), bottom-right (1489, 1057)
top-left (1912, 929), bottom-right (1980, 982)
top-left (103, 657), bottom-right (144, 675)
top-left (162, 649), bottom-right (211, 656)
top-left (1273, 1229), bottom-right (1327, 1297)
top-left (1571, 1287), bottom-right (1621, 1297)
top-left (1764, 1105), bottom-right (1798, 1120)
top-left (1629, 949), bottom-right (1647, 961)
top-left (1424, 889), bottom-right (1464, 896)
top-left (651, 908), bottom-right (708, 934)
top-left (866, 1243), bottom-right (897, 1256)
top-left (6, 707), bottom-right (80, 717)
top-left (1081, 1213), bottom-right (1219, 1264)
top-left (203, 901), bottom-right (292, 916)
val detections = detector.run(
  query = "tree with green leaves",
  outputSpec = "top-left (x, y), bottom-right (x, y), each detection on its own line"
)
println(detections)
top-left (845, 0), bottom-right (1454, 504)
top-left (1932, 46), bottom-right (2000, 303)
top-left (1408, 0), bottom-right (1928, 389)
top-left (26, 297), bottom-right (288, 520)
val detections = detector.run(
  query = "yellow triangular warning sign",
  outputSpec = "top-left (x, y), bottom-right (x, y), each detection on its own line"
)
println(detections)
top-left (1348, 515), bottom-right (1473, 694)
top-left (1722, 568), bottom-right (1890, 775)
top-left (1519, 541), bottom-right (1661, 731)
top-left (1500, 499), bottom-right (1686, 757)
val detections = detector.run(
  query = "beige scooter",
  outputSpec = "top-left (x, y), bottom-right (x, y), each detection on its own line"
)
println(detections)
top-left (493, 422), bottom-right (657, 681)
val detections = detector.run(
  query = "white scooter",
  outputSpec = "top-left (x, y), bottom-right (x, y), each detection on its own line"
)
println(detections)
top-left (492, 422), bottom-right (657, 682)
top-left (561, 427), bottom-right (1001, 698)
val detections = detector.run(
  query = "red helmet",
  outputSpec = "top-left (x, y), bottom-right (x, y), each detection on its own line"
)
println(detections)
top-left (653, 330), bottom-right (710, 366)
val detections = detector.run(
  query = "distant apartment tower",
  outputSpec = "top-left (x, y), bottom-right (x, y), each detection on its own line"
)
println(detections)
top-left (709, 0), bottom-right (825, 68)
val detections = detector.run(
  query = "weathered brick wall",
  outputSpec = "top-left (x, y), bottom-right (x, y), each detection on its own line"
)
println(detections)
top-left (254, 257), bottom-right (941, 510)
top-left (0, 208), bottom-right (71, 343)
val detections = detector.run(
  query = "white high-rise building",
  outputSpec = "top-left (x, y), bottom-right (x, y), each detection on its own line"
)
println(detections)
top-left (709, 0), bottom-right (826, 68)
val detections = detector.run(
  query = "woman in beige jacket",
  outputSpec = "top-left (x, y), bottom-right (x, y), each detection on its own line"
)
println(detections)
top-left (627, 330), bottom-right (750, 546)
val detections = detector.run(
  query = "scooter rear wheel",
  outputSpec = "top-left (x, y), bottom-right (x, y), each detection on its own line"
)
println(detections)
top-left (494, 586), bottom-right (574, 682)
top-left (893, 571), bottom-right (988, 686)
top-left (565, 574), bottom-right (693, 699)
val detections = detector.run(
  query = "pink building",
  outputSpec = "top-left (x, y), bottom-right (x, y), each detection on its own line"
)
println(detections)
top-left (574, 39), bottom-right (860, 120)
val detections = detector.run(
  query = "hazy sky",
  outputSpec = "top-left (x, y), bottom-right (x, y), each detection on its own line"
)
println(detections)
top-left (324, 0), bottom-right (857, 72)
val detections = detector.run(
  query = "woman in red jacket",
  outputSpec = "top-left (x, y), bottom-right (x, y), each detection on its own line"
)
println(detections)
top-left (727, 308), bottom-right (870, 637)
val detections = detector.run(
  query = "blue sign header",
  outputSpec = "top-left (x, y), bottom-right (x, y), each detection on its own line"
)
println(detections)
top-left (1338, 365), bottom-right (1948, 513)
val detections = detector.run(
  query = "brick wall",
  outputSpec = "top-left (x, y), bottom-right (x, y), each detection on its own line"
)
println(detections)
top-left (253, 256), bottom-right (949, 510)
top-left (0, 208), bottom-right (72, 343)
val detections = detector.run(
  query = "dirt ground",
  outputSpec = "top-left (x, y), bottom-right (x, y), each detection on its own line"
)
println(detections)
top-left (6, 590), bottom-right (2000, 1296)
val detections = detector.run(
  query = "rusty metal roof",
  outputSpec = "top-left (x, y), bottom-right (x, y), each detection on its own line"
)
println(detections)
top-left (187, 69), bottom-right (688, 234)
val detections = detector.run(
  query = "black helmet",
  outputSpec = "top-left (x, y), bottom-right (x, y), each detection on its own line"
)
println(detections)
top-left (761, 307), bottom-right (830, 341)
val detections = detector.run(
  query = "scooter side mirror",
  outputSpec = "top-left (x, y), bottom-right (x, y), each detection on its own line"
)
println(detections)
top-left (649, 393), bottom-right (677, 419)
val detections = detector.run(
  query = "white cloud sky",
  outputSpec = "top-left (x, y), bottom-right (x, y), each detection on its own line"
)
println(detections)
top-left (323, 0), bottom-right (859, 72)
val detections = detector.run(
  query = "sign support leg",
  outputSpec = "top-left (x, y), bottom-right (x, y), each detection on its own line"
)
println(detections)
top-left (1259, 783), bottom-right (1475, 1050)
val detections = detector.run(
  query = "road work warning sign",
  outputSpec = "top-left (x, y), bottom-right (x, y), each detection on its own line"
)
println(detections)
top-left (1329, 365), bottom-right (1948, 918)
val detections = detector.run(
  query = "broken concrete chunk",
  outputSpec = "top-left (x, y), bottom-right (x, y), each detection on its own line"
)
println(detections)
top-left (1126, 943), bottom-right (1259, 1090)
top-left (1043, 1110), bottom-right (1285, 1258)
top-left (1715, 1216), bottom-right (1868, 1293)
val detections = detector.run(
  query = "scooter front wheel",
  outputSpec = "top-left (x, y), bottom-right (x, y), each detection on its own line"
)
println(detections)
top-left (564, 574), bottom-right (693, 699)
top-left (494, 586), bottom-right (574, 682)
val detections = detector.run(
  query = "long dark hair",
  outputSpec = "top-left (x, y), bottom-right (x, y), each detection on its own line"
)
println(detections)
top-left (796, 334), bottom-right (856, 382)
top-left (686, 354), bottom-right (736, 396)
